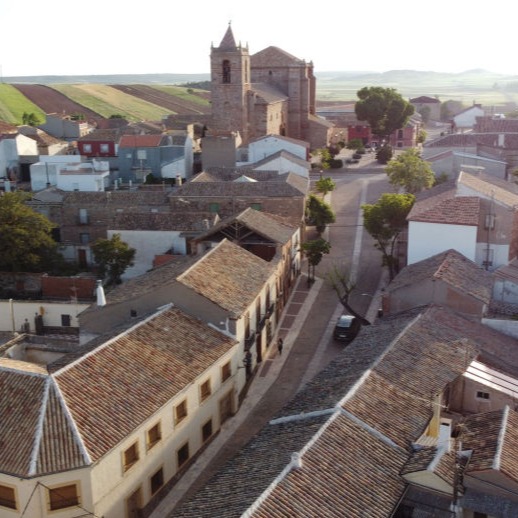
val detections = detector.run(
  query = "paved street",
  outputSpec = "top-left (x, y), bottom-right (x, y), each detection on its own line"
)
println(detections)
top-left (150, 159), bottom-right (391, 518)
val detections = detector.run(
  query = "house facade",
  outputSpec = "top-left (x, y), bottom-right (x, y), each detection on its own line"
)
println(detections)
top-left (383, 249), bottom-right (493, 317)
top-left (39, 113), bottom-right (91, 140)
top-left (409, 95), bottom-right (441, 121)
top-left (452, 104), bottom-right (485, 132)
top-left (118, 134), bottom-right (193, 183)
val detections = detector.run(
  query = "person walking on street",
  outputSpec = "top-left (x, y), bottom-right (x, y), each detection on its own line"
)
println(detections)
top-left (277, 337), bottom-right (284, 356)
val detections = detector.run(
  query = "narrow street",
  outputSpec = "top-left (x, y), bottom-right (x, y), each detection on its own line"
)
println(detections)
top-left (155, 158), bottom-right (391, 518)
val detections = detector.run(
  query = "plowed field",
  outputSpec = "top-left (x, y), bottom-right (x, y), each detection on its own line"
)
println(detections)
top-left (13, 84), bottom-right (105, 124)
top-left (111, 85), bottom-right (210, 115)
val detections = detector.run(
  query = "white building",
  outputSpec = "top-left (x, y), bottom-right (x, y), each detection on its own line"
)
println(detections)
top-left (30, 157), bottom-right (110, 191)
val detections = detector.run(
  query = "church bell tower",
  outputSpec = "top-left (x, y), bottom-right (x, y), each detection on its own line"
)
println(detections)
top-left (210, 24), bottom-right (250, 142)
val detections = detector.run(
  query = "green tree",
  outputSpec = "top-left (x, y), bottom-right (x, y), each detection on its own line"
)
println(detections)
top-left (315, 176), bottom-right (335, 198)
top-left (385, 148), bottom-right (435, 194)
top-left (418, 106), bottom-right (431, 124)
top-left (22, 112), bottom-right (40, 126)
top-left (306, 194), bottom-right (336, 235)
top-left (376, 144), bottom-right (393, 164)
top-left (91, 234), bottom-right (136, 285)
top-left (417, 129), bottom-right (427, 144)
top-left (362, 193), bottom-right (415, 281)
top-left (346, 138), bottom-right (364, 150)
top-left (300, 238), bottom-right (331, 284)
top-left (0, 192), bottom-right (57, 272)
top-left (355, 87), bottom-right (414, 142)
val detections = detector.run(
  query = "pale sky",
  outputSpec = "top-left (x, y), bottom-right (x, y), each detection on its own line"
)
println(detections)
top-left (1, 0), bottom-right (517, 78)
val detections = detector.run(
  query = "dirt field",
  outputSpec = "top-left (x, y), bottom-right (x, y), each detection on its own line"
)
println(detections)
top-left (12, 84), bottom-right (106, 124)
top-left (110, 85), bottom-right (210, 115)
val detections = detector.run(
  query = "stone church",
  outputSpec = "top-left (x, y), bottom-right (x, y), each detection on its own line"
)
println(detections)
top-left (208, 24), bottom-right (332, 150)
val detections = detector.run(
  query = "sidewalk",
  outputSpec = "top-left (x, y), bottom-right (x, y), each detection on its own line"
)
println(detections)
top-left (151, 270), bottom-right (385, 517)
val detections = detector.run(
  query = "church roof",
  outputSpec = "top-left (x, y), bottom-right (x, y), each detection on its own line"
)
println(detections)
top-left (218, 24), bottom-right (237, 50)
top-left (250, 83), bottom-right (288, 104)
top-left (251, 46), bottom-right (307, 67)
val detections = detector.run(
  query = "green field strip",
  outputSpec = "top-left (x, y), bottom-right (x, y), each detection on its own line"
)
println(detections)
top-left (0, 84), bottom-right (46, 125)
top-left (51, 84), bottom-right (174, 121)
top-left (150, 85), bottom-right (211, 107)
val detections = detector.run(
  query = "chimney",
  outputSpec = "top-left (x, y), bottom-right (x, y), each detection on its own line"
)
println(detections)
top-left (96, 280), bottom-right (106, 307)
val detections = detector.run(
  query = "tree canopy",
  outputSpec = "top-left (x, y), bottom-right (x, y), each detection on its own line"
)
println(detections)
top-left (355, 87), bottom-right (415, 141)
top-left (306, 194), bottom-right (336, 235)
top-left (300, 238), bottom-right (331, 284)
top-left (315, 176), bottom-right (336, 198)
top-left (385, 147), bottom-right (435, 194)
top-left (0, 192), bottom-right (57, 272)
top-left (362, 193), bottom-right (415, 281)
top-left (91, 233), bottom-right (136, 285)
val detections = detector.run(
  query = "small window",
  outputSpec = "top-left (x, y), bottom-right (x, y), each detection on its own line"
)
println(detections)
top-left (485, 214), bottom-right (495, 229)
top-left (79, 208), bottom-right (88, 224)
top-left (61, 314), bottom-right (71, 327)
top-left (48, 484), bottom-right (79, 510)
top-left (123, 442), bottom-right (139, 471)
top-left (175, 399), bottom-right (188, 424)
top-left (177, 442), bottom-right (190, 468)
top-left (200, 379), bottom-right (211, 402)
top-left (83, 144), bottom-right (92, 153)
top-left (202, 419), bottom-right (213, 442)
top-left (476, 391), bottom-right (490, 400)
top-left (0, 484), bottom-right (16, 510)
top-left (222, 60), bottom-right (231, 84)
top-left (80, 232), bottom-right (90, 244)
top-left (147, 422), bottom-right (162, 450)
top-left (137, 150), bottom-right (147, 160)
top-left (100, 143), bottom-right (110, 153)
top-left (150, 468), bottom-right (164, 495)
top-left (209, 202), bottom-right (220, 214)
top-left (221, 361), bottom-right (231, 382)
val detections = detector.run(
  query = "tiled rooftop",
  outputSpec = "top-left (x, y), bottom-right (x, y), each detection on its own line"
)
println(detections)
top-left (178, 239), bottom-right (275, 317)
top-left (170, 306), bottom-right (485, 517)
top-left (0, 306), bottom-right (237, 477)
top-left (388, 249), bottom-right (493, 305)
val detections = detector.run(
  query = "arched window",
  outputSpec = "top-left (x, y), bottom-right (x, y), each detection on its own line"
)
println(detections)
top-left (222, 60), bottom-right (231, 83)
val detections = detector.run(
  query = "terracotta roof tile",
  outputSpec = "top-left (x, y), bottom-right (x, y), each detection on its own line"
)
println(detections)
top-left (408, 195), bottom-right (480, 225)
top-left (388, 249), bottom-right (493, 305)
top-left (171, 306), bottom-right (482, 518)
top-left (178, 239), bottom-right (274, 316)
top-left (56, 306), bottom-right (236, 463)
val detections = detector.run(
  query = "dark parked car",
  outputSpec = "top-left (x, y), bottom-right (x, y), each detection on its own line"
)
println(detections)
top-left (352, 152), bottom-right (362, 159)
top-left (333, 314), bottom-right (361, 343)
top-left (345, 158), bottom-right (359, 164)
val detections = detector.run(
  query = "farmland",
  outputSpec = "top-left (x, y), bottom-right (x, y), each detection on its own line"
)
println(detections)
top-left (2, 69), bottom-right (518, 126)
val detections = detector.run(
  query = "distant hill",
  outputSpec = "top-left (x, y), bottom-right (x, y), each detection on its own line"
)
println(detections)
top-left (2, 73), bottom-right (211, 85)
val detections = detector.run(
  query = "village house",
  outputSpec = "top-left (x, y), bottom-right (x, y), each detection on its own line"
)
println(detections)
top-left (409, 95), bottom-right (441, 122)
top-left (406, 171), bottom-right (518, 270)
top-left (39, 112), bottom-right (91, 140)
top-left (169, 168), bottom-right (308, 228)
top-left (0, 304), bottom-right (240, 518)
top-left (117, 133), bottom-right (193, 184)
top-left (382, 248), bottom-right (493, 318)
